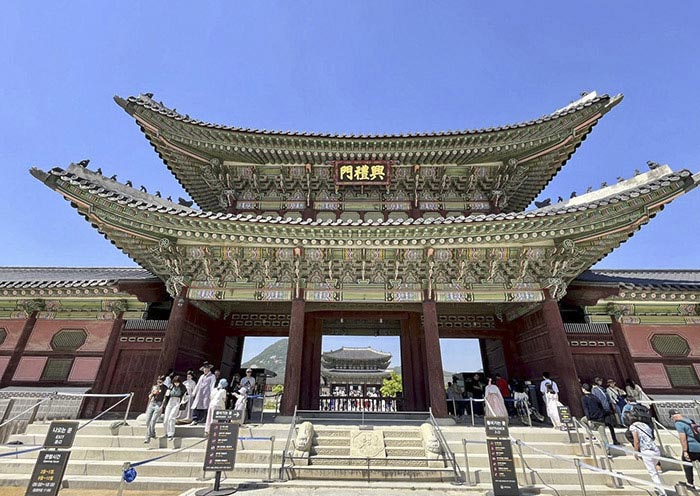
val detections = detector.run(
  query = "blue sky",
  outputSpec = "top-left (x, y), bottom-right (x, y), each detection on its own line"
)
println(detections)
top-left (2, 2), bottom-right (699, 372)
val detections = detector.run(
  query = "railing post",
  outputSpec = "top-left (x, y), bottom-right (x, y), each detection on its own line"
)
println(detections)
top-left (42, 395), bottom-right (54, 422)
top-left (265, 436), bottom-right (275, 483)
top-left (469, 398), bottom-right (475, 426)
top-left (462, 439), bottom-right (474, 486)
top-left (574, 458), bottom-right (588, 496)
top-left (123, 393), bottom-right (134, 426)
top-left (516, 440), bottom-right (527, 480)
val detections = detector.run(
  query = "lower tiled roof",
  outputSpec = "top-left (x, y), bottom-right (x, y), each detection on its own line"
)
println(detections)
top-left (575, 269), bottom-right (700, 291)
top-left (0, 267), bottom-right (157, 289)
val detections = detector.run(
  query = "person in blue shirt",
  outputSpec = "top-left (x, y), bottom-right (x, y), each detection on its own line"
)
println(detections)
top-left (671, 409), bottom-right (700, 490)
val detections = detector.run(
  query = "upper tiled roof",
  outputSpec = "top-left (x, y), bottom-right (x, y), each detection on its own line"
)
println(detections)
top-left (322, 347), bottom-right (392, 360)
top-left (115, 91), bottom-right (622, 213)
top-left (116, 91), bottom-right (616, 139)
top-left (0, 267), bottom-right (157, 289)
top-left (576, 269), bottom-right (700, 291)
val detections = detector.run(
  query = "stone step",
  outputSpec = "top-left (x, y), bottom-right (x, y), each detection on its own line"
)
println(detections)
top-left (313, 436), bottom-right (352, 447)
top-left (0, 445), bottom-right (283, 464)
top-left (284, 465), bottom-right (455, 482)
top-left (384, 437), bottom-right (424, 448)
top-left (385, 446), bottom-right (425, 457)
top-left (380, 430), bottom-right (422, 439)
top-left (0, 459), bottom-right (271, 479)
top-left (312, 446), bottom-right (350, 456)
top-left (308, 456), bottom-right (440, 468)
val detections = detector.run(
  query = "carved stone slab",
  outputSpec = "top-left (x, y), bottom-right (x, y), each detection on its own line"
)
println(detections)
top-left (350, 430), bottom-right (386, 458)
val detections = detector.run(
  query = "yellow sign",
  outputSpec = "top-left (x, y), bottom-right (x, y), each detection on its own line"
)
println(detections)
top-left (335, 161), bottom-right (391, 185)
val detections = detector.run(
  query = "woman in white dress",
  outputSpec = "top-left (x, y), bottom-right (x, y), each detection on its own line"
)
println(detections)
top-left (177, 371), bottom-right (197, 422)
top-left (204, 378), bottom-right (229, 435)
top-left (484, 377), bottom-right (509, 418)
top-left (544, 383), bottom-right (563, 429)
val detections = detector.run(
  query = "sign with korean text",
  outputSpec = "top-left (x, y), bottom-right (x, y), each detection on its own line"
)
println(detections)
top-left (486, 438), bottom-right (520, 496)
top-left (203, 423), bottom-right (240, 472)
top-left (213, 409), bottom-right (242, 424)
top-left (484, 417), bottom-right (509, 439)
top-left (25, 450), bottom-right (70, 496)
top-left (558, 405), bottom-right (578, 443)
top-left (43, 421), bottom-right (79, 449)
top-left (485, 416), bottom-right (519, 496)
top-left (334, 160), bottom-right (391, 186)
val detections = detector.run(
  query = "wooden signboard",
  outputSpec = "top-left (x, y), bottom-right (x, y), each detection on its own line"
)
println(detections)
top-left (25, 450), bottom-right (71, 496)
top-left (334, 160), bottom-right (392, 186)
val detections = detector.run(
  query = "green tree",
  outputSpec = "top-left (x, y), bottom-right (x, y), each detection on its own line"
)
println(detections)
top-left (381, 371), bottom-right (402, 397)
top-left (271, 384), bottom-right (284, 396)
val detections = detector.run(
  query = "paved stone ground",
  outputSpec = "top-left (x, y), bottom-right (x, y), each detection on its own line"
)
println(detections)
top-left (0, 490), bottom-right (181, 496)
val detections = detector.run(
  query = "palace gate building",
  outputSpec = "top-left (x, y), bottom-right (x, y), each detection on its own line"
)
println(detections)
top-left (2, 91), bottom-right (699, 416)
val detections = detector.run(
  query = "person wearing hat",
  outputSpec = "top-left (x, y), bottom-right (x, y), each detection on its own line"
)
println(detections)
top-left (241, 368), bottom-right (256, 393)
top-left (671, 409), bottom-right (700, 489)
top-left (233, 385), bottom-right (249, 423)
top-left (190, 362), bottom-right (215, 425)
top-left (204, 378), bottom-right (229, 435)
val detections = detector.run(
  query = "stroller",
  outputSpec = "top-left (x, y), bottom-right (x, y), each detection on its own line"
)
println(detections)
top-left (513, 391), bottom-right (544, 426)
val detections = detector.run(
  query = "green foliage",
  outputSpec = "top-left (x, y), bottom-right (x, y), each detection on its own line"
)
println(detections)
top-left (271, 384), bottom-right (284, 395)
top-left (381, 371), bottom-right (402, 397)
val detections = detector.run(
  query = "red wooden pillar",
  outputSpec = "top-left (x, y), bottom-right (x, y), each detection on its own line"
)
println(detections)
top-left (1, 307), bottom-right (40, 387)
top-left (541, 295), bottom-right (582, 416)
top-left (280, 298), bottom-right (305, 415)
top-left (400, 312), bottom-right (427, 411)
top-left (423, 301), bottom-right (448, 417)
top-left (154, 291), bottom-right (189, 381)
top-left (84, 312), bottom-right (125, 416)
top-left (610, 316), bottom-right (640, 385)
top-left (299, 315), bottom-right (322, 410)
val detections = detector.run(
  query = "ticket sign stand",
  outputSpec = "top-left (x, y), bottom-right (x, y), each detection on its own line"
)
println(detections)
top-left (485, 417), bottom-right (520, 496)
top-left (557, 406), bottom-right (578, 443)
top-left (25, 421), bottom-right (79, 496)
top-left (196, 410), bottom-right (242, 496)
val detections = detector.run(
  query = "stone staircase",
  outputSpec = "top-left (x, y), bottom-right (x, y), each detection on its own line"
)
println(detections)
top-left (0, 419), bottom-right (691, 494)
top-left (282, 425), bottom-right (456, 481)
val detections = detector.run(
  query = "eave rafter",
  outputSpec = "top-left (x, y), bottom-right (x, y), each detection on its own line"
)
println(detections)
top-left (114, 92), bottom-right (621, 214)
top-left (30, 164), bottom-right (699, 305)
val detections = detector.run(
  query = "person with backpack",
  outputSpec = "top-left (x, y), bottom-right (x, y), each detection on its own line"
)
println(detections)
top-left (581, 383), bottom-right (621, 448)
top-left (622, 398), bottom-right (653, 428)
top-left (671, 409), bottom-right (700, 489)
top-left (628, 419), bottom-right (663, 489)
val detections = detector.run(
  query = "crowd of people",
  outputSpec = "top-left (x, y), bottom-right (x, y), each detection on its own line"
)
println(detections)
top-left (142, 362), bottom-right (259, 443)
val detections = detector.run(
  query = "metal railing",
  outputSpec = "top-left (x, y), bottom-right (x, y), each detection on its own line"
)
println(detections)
top-left (428, 407), bottom-right (464, 484)
top-left (318, 395), bottom-right (400, 413)
top-left (279, 406), bottom-right (299, 481)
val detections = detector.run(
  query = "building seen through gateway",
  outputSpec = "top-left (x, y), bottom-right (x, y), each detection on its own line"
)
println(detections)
top-left (1, 90), bottom-right (699, 419)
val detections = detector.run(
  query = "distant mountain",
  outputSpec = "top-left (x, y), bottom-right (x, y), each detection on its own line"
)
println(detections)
top-left (242, 338), bottom-right (288, 383)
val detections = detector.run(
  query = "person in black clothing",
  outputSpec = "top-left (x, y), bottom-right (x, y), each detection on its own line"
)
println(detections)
top-left (470, 374), bottom-right (485, 416)
top-left (581, 383), bottom-right (620, 448)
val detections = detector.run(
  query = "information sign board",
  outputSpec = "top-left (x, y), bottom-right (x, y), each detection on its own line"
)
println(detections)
top-left (484, 417), bottom-right (509, 438)
top-left (203, 423), bottom-right (240, 472)
top-left (25, 450), bottom-right (70, 496)
top-left (558, 405), bottom-right (578, 443)
top-left (213, 409), bottom-right (242, 423)
top-left (486, 438), bottom-right (520, 496)
top-left (43, 421), bottom-right (79, 449)
top-left (484, 416), bottom-right (519, 496)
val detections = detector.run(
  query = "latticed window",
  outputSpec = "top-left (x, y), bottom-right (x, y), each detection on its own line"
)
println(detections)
top-left (666, 365), bottom-right (700, 387)
top-left (0, 328), bottom-right (6, 347)
top-left (650, 334), bottom-right (690, 357)
top-left (50, 329), bottom-right (87, 352)
top-left (41, 358), bottom-right (74, 381)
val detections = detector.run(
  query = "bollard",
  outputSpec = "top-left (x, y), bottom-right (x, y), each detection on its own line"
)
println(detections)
top-left (470, 399), bottom-right (475, 426)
